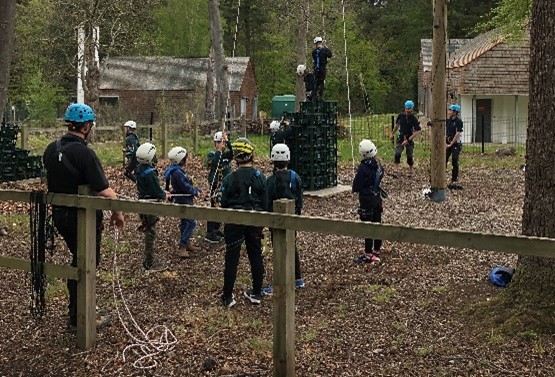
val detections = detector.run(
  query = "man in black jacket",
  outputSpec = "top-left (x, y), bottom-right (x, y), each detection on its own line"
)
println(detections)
top-left (312, 36), bottom-right (332, 101)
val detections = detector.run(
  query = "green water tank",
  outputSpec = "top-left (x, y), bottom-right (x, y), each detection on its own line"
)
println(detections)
top-left (271, 94), bottom-right (296, 119)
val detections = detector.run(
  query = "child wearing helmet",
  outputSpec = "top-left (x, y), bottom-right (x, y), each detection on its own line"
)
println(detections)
top-left (390, 100), bottom-right (421, 177)
top-left (164, 146), bottom-right (204, 258)
top-left (135, 142), bottom-right (170, 272)
top-left (312, 36), bottom-right (333, 101)
top-left (296, 64), bottom-right (315, 101)
top-left (205, 130), bottom-right (233, 243)
top-left (123, 120), bottom-right (139, 182)
top-left (262, 143), bottom-right (305, 295)
top-left (352, 139), bottom-right (385, 265)
top-left (446, 104), bottom-right (463, 186)
top-left (219, 138), bottom-right (268, 308)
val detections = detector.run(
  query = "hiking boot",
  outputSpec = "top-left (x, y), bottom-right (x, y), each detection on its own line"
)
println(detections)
top-left (354, 254), bottom-right (380, 265)
top-left (204, 233), bottom-right (222, 244)
top-left (244, 289), bottom-right (262, 305)
top-left (186, 240), bottom-right (200, 252)
top-left (221, 294), bottom-right (236, 308)
top-left (295, 279), bottom-right (306, 288)
top-left (143, 260), bottom-right (168, 273)
top-left (177, 247), bottom-right (190, 259)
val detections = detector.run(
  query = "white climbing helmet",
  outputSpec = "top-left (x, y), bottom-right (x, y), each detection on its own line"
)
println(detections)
top-left (136, 142), bottom-right (157, 163)
top-left (359, 139), bottom-right (377, 159)
top-left (269, 120), bottom-right (281, 131)
top-left (213, 131), bottom-right (224, 142)
top-left (271, 143), bottom-right (290, 162)
top-left (124, 120), bottom-right (137, 129)
top-left (314, 36), bottom-right (323, 44)
top-left (168, 146), bottom-right (187, 165)
top-left (297, 64), bottom-right (306, 76)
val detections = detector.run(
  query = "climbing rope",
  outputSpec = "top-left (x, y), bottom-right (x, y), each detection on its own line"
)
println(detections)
top-left (29, 190), bottom-right (50, 319)
top-left (341, 0), bottom-right (356, 171)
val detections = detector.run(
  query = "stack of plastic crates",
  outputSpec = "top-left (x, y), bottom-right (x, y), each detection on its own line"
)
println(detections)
top-left (287, 100), bottom-right (338, 191)
top-left (0, 123), bottom-right (43, 183)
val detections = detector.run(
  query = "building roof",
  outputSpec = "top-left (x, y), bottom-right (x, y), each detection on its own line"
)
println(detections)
top-left (99, 56), bottom-right (251, 91)
top-left (421, 39), bottom-right (469, 72)
top-left (447, 30), bottom-right (502, 68)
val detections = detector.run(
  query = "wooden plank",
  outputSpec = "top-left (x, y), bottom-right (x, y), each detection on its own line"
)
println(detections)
top-left (0, 255), bottom-right (79, 280)
top-left (272, 199), bottom-right (296, 377)
top-left (76, 186), bottom-right (97, 350)
top-left (1, 189), bottom-right (555, 257)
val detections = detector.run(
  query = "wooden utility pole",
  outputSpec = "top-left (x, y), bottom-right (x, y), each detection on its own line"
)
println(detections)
top-left (0, 0), bottom-right (17, 114)
top-left (429, 0), bottom-right (447, 202)
top-left (294, 4), bottom-right (309, 112)
top-left (208, 0), bottom-right (230, 130)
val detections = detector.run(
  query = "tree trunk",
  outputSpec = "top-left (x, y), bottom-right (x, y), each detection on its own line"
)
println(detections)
top-left (294, 3), bottom-right (308, 112)
top-left (0, 0), bottom-right (17, 114)
top-left (506, 0), bottom-right (555, 331)
top-left (208, 0), bottom-right (229, 129)
top-left (205, 48), bottom-right (215, 122)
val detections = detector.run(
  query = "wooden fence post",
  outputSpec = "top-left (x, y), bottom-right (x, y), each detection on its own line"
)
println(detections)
top-left (20, 124), bottom-right (29, 150)
top-left (161, 122), bottom-right (168, 159)
top-left (76, 185), bottom-right (97, 349)
top-left (272, 199), bottom-right (296, 377)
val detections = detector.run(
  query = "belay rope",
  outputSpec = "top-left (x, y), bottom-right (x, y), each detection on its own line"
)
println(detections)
top-left (29, 190), bottom-right (55, 319)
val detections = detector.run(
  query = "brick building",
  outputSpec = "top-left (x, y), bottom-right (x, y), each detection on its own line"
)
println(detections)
top-left (99, 56), bottom-right (258, 124)
top-left (419, 30), bottom-right (530, 144)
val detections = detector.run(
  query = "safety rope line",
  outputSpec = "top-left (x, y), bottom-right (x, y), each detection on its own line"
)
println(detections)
top-left (341, 0), bottom-right (356, 171)
top-left (109, 227), bottom-right (178, 371)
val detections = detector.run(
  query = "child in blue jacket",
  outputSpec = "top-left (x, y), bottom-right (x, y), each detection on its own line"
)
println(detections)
top-left (164, 146), bottom-right (204, 258)
top-left (352, 139), bottom-right (384, 264)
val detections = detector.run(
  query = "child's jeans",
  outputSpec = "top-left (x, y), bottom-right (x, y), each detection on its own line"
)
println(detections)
top-left (179, 218), bottom-right (197, 248)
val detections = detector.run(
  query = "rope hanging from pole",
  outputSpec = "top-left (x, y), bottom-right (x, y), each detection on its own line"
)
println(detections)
top-left (340, 0), bottom-right (356, 171)
top-left (29, 190), bottom-right (53, 319)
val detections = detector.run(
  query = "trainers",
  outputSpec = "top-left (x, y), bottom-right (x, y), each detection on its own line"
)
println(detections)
top-left (221, 294), bottom-right (236, 308)
top-left (244, 289), bottom-right (262, 305)
top-left (177, 247), bottom-right (190, 259)
top-left (0, 228), bottom-right (7, 236)
top-left (66, 311), bottom-right (112, 333)
top-left (295, 279), bottom-right (306, 288)
top-left (143, 260), bottom-right (168, 273)
top-left (262, 285), bottom-right (273, 296)
top-left (204, 233), bottom-right (222, 244)
top-left (354, 254), bottom-right (380, 264)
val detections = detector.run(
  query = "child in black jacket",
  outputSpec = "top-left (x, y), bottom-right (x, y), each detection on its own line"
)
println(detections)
top-left (352, 139), bottom-right (384, 264)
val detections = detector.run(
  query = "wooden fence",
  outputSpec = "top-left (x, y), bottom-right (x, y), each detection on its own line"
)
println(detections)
top-left (1, 188), bottom-right (555, 376)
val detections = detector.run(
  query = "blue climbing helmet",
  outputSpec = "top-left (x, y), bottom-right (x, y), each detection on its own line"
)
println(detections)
top-left (449, 104), bottom-right (461, 113)
top-left (404, 100), bottom-right (414, 109)
top-left (64, 103), bottom-right (95, 123)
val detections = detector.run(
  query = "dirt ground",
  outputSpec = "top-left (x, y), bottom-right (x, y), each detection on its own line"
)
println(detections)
top-left (1, 156), bottom-right (554, 377)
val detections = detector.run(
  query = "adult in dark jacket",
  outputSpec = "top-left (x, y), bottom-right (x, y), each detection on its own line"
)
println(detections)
top-left (43, 103), bottom-right (124, 331)
top-left (352, 139), bottom-right (384, 265)
top-left (312, 36), bottom-right (333, 101)
top-left (390, 100), bottom-right (421, 177)
top-left (446, 104), bottom-right (463, 186)
top-left (123, 120), bottom-right (140, 182)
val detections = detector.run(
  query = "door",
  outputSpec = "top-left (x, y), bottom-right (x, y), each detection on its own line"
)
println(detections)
top-left (475, 99), bottom-right (492, 142)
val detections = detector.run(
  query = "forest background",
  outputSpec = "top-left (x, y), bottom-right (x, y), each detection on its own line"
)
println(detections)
top-left (6, 0), bottom-right (502, 126)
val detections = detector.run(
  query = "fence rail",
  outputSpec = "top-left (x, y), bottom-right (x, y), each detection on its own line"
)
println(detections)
top-left (1, 184), bottom-right (553, 374)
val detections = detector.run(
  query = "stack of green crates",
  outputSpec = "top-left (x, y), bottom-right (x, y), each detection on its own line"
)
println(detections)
top-left (286, 101), bottom-right (338, 191)
top-left (0, 123), bottom-right (43, 183)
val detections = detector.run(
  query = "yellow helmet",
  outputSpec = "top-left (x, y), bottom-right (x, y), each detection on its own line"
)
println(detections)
top-left (232, 138), bottom-right (254, 162)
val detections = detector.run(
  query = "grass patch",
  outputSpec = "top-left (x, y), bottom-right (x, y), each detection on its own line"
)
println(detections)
top-left (415, 346), bottom-right (434, 356)
top-left (45, 277), bottom-right (66, 301)
top-left (301, 328), bottom-right (318, 342)
top-left (431, 286), bottom-right (448, 293)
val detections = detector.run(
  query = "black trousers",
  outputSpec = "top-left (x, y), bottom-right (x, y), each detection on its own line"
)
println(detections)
top-left (222, 224), bottom-right (264, 298)
top-left (359, 197), bottom-right (383, 253)
top-left (446, 143), bottom-right (462, 182)
top-left (314, 68), bottom-right (327, 101)
top-left (53, 207), bottom-right (103, 326)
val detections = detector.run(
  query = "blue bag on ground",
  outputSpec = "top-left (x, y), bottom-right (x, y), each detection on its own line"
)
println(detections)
top-left (489, 266), bottom-right (515, 287)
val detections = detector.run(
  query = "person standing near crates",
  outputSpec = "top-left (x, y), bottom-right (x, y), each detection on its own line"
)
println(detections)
top-left (446, 104), bottom-right (463, 187)
top-left (312, 36), bottom-right (332, 102)
top-left (123, 120), bottom-right (140, 182)
top-left (43, 103), bottom-right (124, 331)
top-left (390, 100), bottom-right (421, 178)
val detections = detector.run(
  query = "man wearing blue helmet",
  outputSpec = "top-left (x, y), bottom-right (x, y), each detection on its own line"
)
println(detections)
top-left (390, 100), bottom-right (421, 177)
top-left (43, 103), bottom-right (124, 332)
top-left (446, 103), bottom-right (463, 186)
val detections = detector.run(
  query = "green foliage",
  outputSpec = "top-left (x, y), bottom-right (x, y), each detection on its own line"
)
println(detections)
top-left (475, 0), bottom-right (532, 41)
top-left (22, 70), bottom-right (65, 127)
